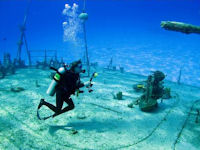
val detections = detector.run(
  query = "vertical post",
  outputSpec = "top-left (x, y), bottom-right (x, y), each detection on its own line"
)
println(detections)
top-left (83, 22), bottom-right (90, 77)
top-left (16, 0), bottom-right (31, 66)
top-left (23, 34), bottom-right (31, 66)
top-left (82, 52), bottom-right (86, 64)
top-left (83, 0), bottom-right (86, 12)
top-left (44, 49), bottom-right (47, 64)
top-left (2, 37), bottom-right (7, 53)
top-left (108, 57), bottom-right (113, 69)
top-left (81, 0), bottom-right (90, 77)
top-left (17, 28), bottom-right (25, 63)
top-left (177, 68), bottom-right (182, 85)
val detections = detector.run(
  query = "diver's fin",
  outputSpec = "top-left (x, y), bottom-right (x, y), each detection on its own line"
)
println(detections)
top-left (38, 99), bottom-right (45, 109)
top-left (37, 110), bottom-right (41, 120)
top-left (43, 115), bottom-right (53, 120)
top-left (37, 109), bottom-right (53, 120)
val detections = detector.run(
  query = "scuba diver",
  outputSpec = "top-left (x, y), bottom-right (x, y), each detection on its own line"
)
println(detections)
top-left (37, 60), bottom-right (93, 120)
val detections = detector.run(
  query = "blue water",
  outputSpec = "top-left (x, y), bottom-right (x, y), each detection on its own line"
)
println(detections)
top-left (0, 0), bottom-right (200, 86)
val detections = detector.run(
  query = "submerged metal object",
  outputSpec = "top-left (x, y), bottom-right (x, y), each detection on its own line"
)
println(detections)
top-left (16, 0), bottom-right (31, 67)
top-left (139, 71), bottom-right (165, 111)
top-left (79, 12), bottom-right (88, 20)
top-left (0, 53), bottom-right (16, 79)
top-left (161, 21), bottom-right (200, 34)
top-left (0, 62), bottom-right (5, 79)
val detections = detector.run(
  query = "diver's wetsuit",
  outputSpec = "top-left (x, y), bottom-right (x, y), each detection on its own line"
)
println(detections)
top-left (42, 70), bottom-right (84, 117)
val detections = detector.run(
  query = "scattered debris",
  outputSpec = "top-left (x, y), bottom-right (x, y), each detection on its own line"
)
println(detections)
top-left (10, 87), bottom-right (25, 92)
top-left (35, 80), bottom-right (40, 87)
top-left (90, 62), bottom-right (98, 69)
top-left (106, 57), bottom-right (114, 70)
top-left (128, 99), bottom-right (139, 108)
top-left (127, 103), bottom-right (134, 108)
top-left (0, 63), bottom-right (5, 79)
top-left (133, 82), bottom-right (146, 92)
top-left (162, 87), bottom-right (172, 99)
top-left (0, 53), bottom-right (16, 79)
top-left (71, 129), bottom-right (78, 135)
top-left (119, 67), bottom-right (124, 73)
top-left (77, 113), bottom-right (87, 120)
top-left (195, 109), bottom-right (199, 123)
top-left (104, 57), bottom-right (117, 71)
top-left (113, 91), bottom-right (123, 100)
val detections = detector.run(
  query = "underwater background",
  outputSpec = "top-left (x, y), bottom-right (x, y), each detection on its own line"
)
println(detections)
top-left (0, 0), bottom-right (200, 86)
top-left (1, 1), bottom-right (200, 150)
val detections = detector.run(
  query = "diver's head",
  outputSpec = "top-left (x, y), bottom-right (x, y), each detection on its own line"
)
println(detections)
top-left (70, 60), bottom-right (83, 74)
top-left (152, 71), bottom-right (165, 83)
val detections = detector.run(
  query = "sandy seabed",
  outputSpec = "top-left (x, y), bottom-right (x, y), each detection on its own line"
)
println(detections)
top-left (0, 67), bottom-right (199, 150)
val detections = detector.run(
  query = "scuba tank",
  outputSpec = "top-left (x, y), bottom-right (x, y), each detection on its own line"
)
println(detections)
top-left (46, 67), bottom-right (66, 96)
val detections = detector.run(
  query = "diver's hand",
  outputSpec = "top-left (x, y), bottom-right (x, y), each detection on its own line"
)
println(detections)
top-left (84, 81), bottom-right (91, 88)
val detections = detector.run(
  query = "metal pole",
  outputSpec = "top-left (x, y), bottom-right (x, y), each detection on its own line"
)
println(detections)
top-left (83, 0), bottom-right (86, 12)
top-left (23, 34), bottom-right (31, 66)
top-left (44, 49), bottom-right (47, 64)
top-left (83, 22), bottom-right (90, 77)
top-left (16, 0), bottom-right (31, 64)
top-left (17, 29), bottom-right (24, 62)
top-left (81, 0), bottom-right (90, 76)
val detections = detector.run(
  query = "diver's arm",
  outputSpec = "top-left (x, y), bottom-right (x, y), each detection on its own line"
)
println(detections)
top-left (76, 79), bottom-right (85, 88)
top-left (79, 82), bottom-right (85, 88)
top-left (78, 81), bottom-right (90, 88)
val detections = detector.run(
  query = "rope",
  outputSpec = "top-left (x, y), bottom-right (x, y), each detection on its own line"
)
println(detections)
top-left (172, 99), bottom-right (200, 150)
top-left (81, 0), bottom-right (90, 77)
top-left (88, 102), bottom-right (123, 114)
top-left (116, 93), bottom-right (180, 149)
top-left (83, 0), bottom-right (86, 12)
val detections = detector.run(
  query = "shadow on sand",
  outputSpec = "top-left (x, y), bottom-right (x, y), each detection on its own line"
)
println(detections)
top-left (48, 118), bottom-right (127, 135)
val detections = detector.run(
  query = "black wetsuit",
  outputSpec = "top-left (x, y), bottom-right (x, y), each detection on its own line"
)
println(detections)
top-left (43, 70), bottom-right (84, 117)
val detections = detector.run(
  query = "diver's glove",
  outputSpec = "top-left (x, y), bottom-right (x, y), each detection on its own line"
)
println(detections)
top-left (84, 81), bottom-right (91, 88)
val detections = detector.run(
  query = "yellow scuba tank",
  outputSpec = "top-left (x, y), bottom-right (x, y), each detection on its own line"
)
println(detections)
top-left (137, 84), bottom-right (145, 88)
top-left (46, 67), bottom-right (66, 96)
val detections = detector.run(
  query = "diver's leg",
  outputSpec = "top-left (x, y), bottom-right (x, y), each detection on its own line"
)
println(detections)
top-left (62, 98), bottom-right (75, 112)
top-left (40, 93), bottom-right (64, 113)
top-left (41, 100), bottom-right (57, 112)
top-left (55, 92), bottom-right (64, 112)
top-left (53, 98), bottom-right (74, 117)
